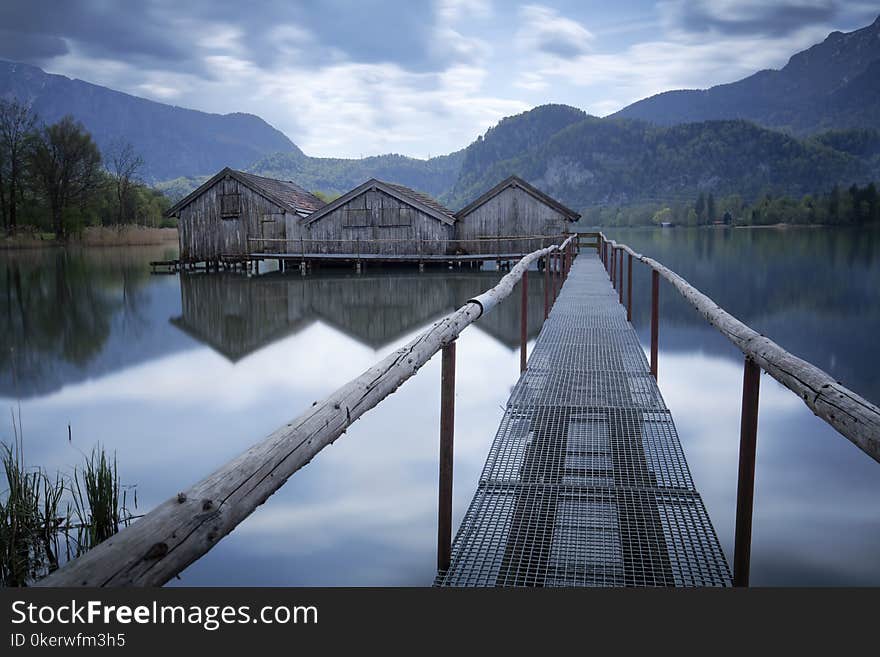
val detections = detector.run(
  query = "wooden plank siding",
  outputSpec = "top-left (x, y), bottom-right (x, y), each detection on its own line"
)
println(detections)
top-left (303, 187), bottom-right (454, 255)
top-left (455, 185), bottom-right (573, 255)
top-left (177, 174), bottom-right (297, 261)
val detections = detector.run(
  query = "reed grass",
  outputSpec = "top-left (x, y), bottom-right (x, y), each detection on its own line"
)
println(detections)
top-left (0, 434), bottom-right (136, 586)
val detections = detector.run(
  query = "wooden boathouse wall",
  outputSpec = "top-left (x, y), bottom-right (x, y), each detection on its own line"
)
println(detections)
top-left (454, 176), bottom-right (580, 255)
top-left (301, 182), bottom-right (455, 256)
top-left (176, 176), bottom-right (294, 261)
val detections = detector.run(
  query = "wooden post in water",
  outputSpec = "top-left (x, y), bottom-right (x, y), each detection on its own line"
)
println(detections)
top-left (438, 341), bottom-right (456, 572)
top-left (734, 357), bottom-right (761, 587)
top-left (520, 273), bottom-right (528, 373)
top-left (650, 269), bottom-right (659, 380)
top-left (627, 253), bottom-right (633, 322)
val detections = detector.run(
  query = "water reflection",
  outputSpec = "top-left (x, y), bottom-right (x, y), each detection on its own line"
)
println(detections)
top-left (607, 225), bottom-right (880, 585)
top-left (1, 245), bottom-right (187, 398)
top-left (2, 227), bottom-right (879, 586)
top-left (171, 269), bottom-right (549, 361)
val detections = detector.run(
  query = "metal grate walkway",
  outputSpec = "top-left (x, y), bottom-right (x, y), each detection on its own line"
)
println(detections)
top-left (436, 253), bottom-right (731, 587)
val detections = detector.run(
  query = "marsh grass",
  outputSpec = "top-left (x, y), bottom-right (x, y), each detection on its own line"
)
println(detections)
top-left (70, 447), bottom-right (137, 552)
top-left (0, 435), bottom-right (136, 586)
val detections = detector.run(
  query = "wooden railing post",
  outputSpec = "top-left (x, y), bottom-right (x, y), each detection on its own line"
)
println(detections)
top-left (438, 341), bottom-right (456, 572)
top-left (618, 248), bottom-right (624, 304)
top-left (733, 357), bottom-right (761, 587)
top-left (650, 269), bottom-right (659, 380)
top-left (627, 253), bottom-right (633, 322)
top-left (520, 273), bottom-right (528, 373)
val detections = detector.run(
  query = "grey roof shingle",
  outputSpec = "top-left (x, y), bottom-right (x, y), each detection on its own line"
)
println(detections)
top-left (165, 167), bottom-right (325, 217)
top-left (380, 181), bottom-right (456, 222)
top-left (233, 170), bottom-right (325, 214)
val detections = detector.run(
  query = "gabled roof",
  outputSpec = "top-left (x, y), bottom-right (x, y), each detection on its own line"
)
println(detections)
top-left (165, 167), bottom-right (325, 217)
top-left (455, 175), bottom-right (581, 222)
top-left (303, 179), bottom-right (456, 226)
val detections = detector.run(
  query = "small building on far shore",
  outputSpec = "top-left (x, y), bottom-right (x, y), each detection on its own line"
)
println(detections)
top-left (165, 167), bottom-right (325, 263)
top-left (454, 176), bottom-right (580, 254)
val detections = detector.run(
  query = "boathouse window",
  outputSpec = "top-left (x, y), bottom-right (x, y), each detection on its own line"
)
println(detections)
top-left (220, 193), bottom-right (241, 218)
top-left (220, 178), bottom-right (240, 219)
top-left (342, 208), bottom-right (370, 227)
top-left (378, 204), bottom-right (413, 227)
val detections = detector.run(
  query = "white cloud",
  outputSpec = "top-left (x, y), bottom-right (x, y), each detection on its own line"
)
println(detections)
top-left (521, 21), bottom-right (839, 115)
top-left (517, 5), bottom-right (594, 59)
top-left (436, 0), bottom-right (493, 23)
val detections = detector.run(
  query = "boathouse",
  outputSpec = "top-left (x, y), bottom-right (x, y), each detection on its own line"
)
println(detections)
top-left (454, 175), bottom-right (580, 254)
top-left (300, 179), bottom-right (456, 255)
top-left (165, 167), bottom-right (325, 263)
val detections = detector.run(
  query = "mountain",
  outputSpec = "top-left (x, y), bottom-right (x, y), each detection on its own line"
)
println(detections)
top-left (5, 16), bottom-right (880, 211)
top-left (443, 106), bottom-right (874, 211)
top-left (248, 149), bottom-right (465, 200)
top-left (237, 105), bottom-right (585, 202)
top-left (613, 16), bottom-right (880, 134)
top-left (0, 60), bottom-right (299, 182)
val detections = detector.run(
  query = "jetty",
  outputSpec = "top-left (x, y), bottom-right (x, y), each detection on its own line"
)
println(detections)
top-left (436, 250), bottom-right (729, 586)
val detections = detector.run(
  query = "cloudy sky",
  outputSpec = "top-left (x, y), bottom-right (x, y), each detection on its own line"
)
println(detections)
top-left (1, 0), bottom-right (878, 158)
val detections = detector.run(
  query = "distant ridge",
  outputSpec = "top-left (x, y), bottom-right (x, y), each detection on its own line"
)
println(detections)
top-left (612, 15), bottom-right (880, 134)
top-left (0, 60), bottom-right (299, 182)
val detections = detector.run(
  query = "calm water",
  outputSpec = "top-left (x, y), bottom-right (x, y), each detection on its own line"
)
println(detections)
top-left (2, 226), bottom-right (879, 586)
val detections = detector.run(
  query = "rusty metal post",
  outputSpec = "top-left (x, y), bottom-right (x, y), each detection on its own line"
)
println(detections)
top-left (543, 257), bottom-right (550, 319)
top-left (733, 357), bottom-right (761, 587)
top-left (627, 253), bottom-right (633, 322)
top-left (618, 248), bottom-right (624, 304)
top-left (520, 273), bottom-right (528, 373)
top-left (551, 251), bottom-right (559, 306)
top-left (609, 246), bottom-right (614, 283)
top-left (551, 253), bottom-right (557, 305)
top-left (650, 269), bottom-right (659, 380)
top-left (438, 341), bottom-right (456, 572)
top-left (612, 247), bottom-right (617, 288)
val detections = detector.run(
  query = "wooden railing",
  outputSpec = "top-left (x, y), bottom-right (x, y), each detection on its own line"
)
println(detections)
top-left (597, 232), bottom-right (880, 586)
top-left (38, 235), bottom-right (577, 587)
top-left (246, 234), bottom-right (570, 257)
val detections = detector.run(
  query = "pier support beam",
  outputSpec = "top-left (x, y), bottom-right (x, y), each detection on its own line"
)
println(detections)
top-left (650, 269), bottom-right (659, 380)
top-left (734, 357), bottom-right (761, 587)
top-left (438, 341), bottom-right (456, 572)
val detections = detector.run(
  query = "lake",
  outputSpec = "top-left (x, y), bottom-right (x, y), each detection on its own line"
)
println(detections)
top-left (2, 225), bottom-right (879, 586)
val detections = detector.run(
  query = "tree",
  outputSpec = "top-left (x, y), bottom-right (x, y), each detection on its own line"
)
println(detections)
top-left (707, 193), bottom-right (716, 223)
top-left (106, 139), bottom-right (144, 225)
top-left (829, 185), bottom-right (841, 224)
top-left (29, 116), bottom-right (103, 239)
top-left (0, 99), bottom-right (37, 233)
top-left (695, 193), bottom-right (706, 223)
top-left (652, 207), bottom-right (672, 225)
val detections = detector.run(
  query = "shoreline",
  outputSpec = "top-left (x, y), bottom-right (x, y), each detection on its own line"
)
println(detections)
top-left (0, 225), bottom-right (178, 250)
